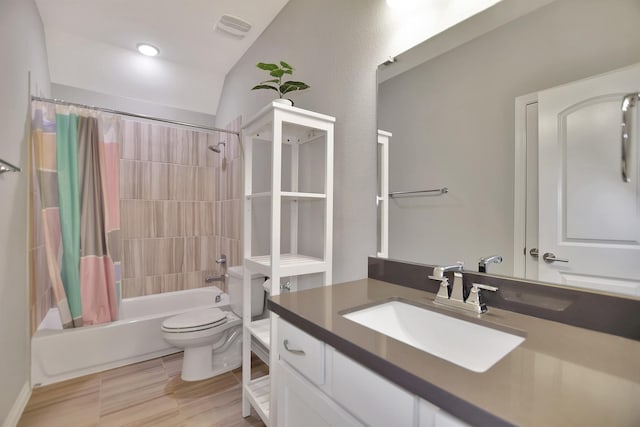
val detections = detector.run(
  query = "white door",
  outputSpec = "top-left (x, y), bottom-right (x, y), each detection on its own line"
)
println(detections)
top-left (538, 63), bottom-right (640, 296)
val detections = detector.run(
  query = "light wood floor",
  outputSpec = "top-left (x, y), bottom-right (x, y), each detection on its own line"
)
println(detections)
top-left (18, 352), bottom-right (268, 427)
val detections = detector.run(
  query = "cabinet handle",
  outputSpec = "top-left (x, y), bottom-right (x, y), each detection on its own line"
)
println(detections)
top-left (283, 339), bottom-right (305, 355)
top-left (529, 248), bottom-right (539, 258)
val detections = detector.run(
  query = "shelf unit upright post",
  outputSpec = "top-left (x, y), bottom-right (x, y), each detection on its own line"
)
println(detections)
top-left (241, 101), bottom-right (335, 426)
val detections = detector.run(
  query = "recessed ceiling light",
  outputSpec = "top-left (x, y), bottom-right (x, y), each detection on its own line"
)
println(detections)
top-left (137, 43), bottom-right (159, 57)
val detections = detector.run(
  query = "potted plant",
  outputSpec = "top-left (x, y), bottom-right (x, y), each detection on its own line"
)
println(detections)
top-left (251, 61), bottom-right (310, 106)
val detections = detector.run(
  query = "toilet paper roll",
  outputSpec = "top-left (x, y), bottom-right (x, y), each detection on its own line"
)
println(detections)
top-left (262, 279), bottom-right (272, 294)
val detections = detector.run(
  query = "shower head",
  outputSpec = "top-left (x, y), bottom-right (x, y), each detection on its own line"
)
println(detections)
top-left (208, 142), bottom-right (226, 153)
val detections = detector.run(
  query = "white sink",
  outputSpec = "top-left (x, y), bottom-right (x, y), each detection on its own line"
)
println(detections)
top-left (343, 300), bottom-right (524, 373)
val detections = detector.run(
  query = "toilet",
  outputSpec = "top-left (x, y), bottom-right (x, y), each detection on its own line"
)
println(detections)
top-left (161, 266), bottom-right (266, 381)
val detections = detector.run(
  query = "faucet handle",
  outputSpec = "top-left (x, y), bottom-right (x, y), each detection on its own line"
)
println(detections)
top-left (466, 283), bottom-right (498, 313)
top-left (472, 283), bottom-right (498, 292)
top-left (431, 277), bottom-right (450, 300)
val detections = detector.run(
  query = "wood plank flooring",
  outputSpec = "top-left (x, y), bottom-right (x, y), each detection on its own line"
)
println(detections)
top-left (18, 352), bottom-right (268, 427)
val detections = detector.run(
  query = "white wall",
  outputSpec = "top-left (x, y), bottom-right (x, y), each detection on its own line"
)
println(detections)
top-left (45, 28), bottom-right (222, 115)
top-left (379, 0), bottom-right (640, 275)
top-left (215, 0), bottom-right (540, 283)
top-left (51, 84), bottom-right (216, 127)
top-left (0, 0), bottom-right (50, 423)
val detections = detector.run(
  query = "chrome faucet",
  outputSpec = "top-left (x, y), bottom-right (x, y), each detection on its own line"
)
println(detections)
top-left (428, 262), bottom-right (464, 301)
top-left (478, 255), bottom-right (502, 273)
top-left (205, 273), bottom-right (228, 284)
top-left (428, 262), bottom-right (498, 313)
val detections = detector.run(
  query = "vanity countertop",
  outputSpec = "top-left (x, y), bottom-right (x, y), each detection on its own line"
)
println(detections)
top-left (268, 278), bottom-right (640, 427)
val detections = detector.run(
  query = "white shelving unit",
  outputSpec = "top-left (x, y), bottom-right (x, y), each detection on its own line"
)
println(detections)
top-left (241, 101), bottom-right (335, 426)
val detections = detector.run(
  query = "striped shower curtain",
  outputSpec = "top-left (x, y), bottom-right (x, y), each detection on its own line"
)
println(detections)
top-left (31, 101), bottom-right (121, 327)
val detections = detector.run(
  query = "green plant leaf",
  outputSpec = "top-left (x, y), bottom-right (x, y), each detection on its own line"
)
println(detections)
top-left (259, 79), bottom-right (280, 84)
top-left (270, 69), bottom-right (286, 78)
top-left (280, 61), bottom-right (293, 70)
top-left (280, 81), bottom-right (310, 95)
top-left (256, 62), bottom-right (279, 71)
top-left (251, 84), bottom-right (279, 92)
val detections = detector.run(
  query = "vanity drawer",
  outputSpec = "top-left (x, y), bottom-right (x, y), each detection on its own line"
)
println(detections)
top-left (278, 318), bottom-right (325, 385)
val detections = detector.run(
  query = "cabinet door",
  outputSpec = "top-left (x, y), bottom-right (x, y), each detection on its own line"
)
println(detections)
top-left (434, 410), bottom-right (470, 427)
top-left (277, 361), bottom-right (363, 427)
top-left (329, 348), bottom-right (415, 427)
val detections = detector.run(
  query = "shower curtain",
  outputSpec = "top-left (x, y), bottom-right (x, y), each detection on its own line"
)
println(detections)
top-left (31, 101), bottom-right (121, 327)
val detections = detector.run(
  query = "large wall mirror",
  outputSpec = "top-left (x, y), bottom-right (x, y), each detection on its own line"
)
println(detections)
top-left (377, 0), bottom-right (640, 297)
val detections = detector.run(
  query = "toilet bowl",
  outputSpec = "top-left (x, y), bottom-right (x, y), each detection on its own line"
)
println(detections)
top-left (161, 267), bottom-right (267, 381)
top-left (161, 308), bottom-right (241, 381)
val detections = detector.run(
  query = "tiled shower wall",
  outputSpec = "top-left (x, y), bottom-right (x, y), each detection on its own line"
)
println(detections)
top-left (119, 116), bottom-right (242, 298)
top-left (216, 116), bottom-right (243, 279)
top-left (30, 115), bottom-right (243, 331)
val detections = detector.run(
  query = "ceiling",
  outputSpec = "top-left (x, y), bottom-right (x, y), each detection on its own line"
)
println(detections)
top-left (35, 0), bottom-right (290, 115)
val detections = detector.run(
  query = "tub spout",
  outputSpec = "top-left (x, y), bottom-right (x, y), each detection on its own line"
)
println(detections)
top-left (205, 273), bottom-right (228, 284)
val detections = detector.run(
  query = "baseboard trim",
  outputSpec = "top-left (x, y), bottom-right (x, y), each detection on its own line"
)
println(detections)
top-left (2, 381), bottom-right (31, 427)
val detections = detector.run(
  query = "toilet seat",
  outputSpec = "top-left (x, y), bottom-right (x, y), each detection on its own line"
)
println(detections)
top-left (162, 308), bottom-right (228, 333)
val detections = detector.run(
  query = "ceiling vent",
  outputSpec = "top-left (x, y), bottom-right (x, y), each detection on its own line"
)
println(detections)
top-left (215, 14), bottom-right (252, 39)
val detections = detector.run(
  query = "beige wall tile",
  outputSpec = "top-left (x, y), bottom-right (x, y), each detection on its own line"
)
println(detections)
top-left (144, 275), bottom-right (164, 296)
top-left (214, 202), bottom-right (222, 236)
top-left (171, 238), bottom-right (185, 274)
top-left (184, 237), bottom-right (197, 273)
top-left (143, 239), bottom-right (169, 276)
top-left (119, 160), bottom-right (136, 199)
top-left (181, 202), bottom-right (199, 236)
top-left (110, 118), bottom-right (240, 299)
top-left (154, 201), bottom-right (181, 238)
top-left (121, 278), bottom-right (144, 299)
top-left (140, 201), bottom-right (155, 238)
top-left (150, 163), bottom-right (170, 200)
top-left (149, 125), bottom-right (169, 164)
top-left (184, 271), bottom-right (205, 290)
top-left (162, 274), bottom-right (180, 293)
top-left (122, 239), bottom-right (143, 279)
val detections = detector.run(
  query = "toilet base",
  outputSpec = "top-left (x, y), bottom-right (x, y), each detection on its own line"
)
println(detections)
top-left (180, 327), bottom-right (242, 381)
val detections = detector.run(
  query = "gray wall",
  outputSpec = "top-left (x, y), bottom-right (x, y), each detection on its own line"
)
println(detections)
top-left (0, 0), bottom-right (50, 423)
top-left (215, 0), bottom-right (396, 283)
top-left (51, 84), bottom-right (216, 127)
top-left (379, 0), bottom-right (640, 275)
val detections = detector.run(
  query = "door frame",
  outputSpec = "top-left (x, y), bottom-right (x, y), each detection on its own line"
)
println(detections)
top-left (513, 92), bottom-right (538, 278)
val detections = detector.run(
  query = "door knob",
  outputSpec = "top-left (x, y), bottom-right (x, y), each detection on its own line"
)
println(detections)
top-left (542, 252), bottom-right (569, 263)
top-left (529, 248), bottom-right (539, 258)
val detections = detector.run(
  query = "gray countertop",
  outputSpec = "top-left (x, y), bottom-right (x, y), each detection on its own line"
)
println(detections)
top-left (268, 278), bottom-right (640, 427)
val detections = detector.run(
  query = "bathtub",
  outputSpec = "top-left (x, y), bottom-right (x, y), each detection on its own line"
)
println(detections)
top-left (31, 287), bottom-right (230, 387)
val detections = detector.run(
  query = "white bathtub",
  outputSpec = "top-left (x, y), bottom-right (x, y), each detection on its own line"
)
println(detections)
top-left (31, 287), bottom-right (230, 386)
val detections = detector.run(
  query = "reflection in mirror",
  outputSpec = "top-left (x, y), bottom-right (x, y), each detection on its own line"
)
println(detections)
top-left (377, 0), bottom-right (640, 296)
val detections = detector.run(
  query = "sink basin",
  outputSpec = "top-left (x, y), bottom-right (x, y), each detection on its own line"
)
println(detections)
top-left (343, 300), bottom-right (525, 373)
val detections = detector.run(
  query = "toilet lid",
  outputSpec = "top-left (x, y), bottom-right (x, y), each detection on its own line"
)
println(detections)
top-left (162, 308), bottom-right (228, 331)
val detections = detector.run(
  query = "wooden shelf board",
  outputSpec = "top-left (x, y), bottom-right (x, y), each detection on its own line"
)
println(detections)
top-left (247, 318), bottom-right (271, 350)
top-left (245, 375), bottom-right (271, 426)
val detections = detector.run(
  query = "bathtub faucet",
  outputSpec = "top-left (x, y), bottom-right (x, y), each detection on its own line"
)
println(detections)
top-left (205, 273), bottom-right (228, 284)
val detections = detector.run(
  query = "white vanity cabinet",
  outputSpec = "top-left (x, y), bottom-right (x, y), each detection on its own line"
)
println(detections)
top-left (277, 318), bottom-right (470, 427)
top-left (277, 362), bottom-right (364, 427)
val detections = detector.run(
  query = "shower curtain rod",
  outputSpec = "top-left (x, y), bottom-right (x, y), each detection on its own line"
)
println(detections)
top-left (30, 96), bottom-right (240, 136)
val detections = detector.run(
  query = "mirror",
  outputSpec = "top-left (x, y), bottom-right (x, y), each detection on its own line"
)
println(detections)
top-left (377, 0), bottom-right (640, 296)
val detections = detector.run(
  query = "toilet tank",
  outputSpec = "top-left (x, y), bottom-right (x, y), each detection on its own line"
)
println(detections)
top-left (228, 266), bottom-right (266, 317)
